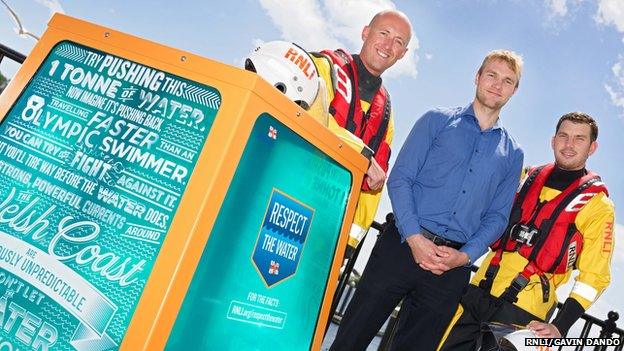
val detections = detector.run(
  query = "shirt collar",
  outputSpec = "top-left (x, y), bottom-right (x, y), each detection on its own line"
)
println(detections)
top-left (462, 103), bottom-right (504, 131)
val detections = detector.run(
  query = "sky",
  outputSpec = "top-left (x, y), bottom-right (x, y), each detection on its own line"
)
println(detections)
top-left (1, 0), bottom-right (623, 335)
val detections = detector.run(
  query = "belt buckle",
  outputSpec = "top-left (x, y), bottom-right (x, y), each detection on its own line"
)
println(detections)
top-left (431, 236), bottom-right (441, 245)
top-left (432, 235), bottom-right (446, 246)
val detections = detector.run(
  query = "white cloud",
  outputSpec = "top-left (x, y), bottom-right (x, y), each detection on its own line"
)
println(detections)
top-left (542, 0), bottom-right (591, 34)
top-left (257, 0), bottom-right (418, 79)
top-left (258, 0), bottom-right (342, 50)
top-left (593, 1), bottom-right (624, 114)
top-left (604, 56), bottom-right (624, 115)
top-left (595, 0), bottom-right (624, 32)
top-left (34, 0), bottom-right (64, 15)
top-left (545, 0), bottom-right (569, 17)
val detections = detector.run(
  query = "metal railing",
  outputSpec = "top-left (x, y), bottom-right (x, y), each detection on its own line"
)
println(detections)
top-left (0, 42), bottom-right (26, 65)
top-left (0, 43), bottom-right (26, 93)
top-left (330, 214), bottom-right (624, 351)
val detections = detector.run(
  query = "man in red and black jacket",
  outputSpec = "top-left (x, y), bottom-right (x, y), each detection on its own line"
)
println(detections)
top-left (311, 10), bottom-right (412, 255)
top-left (439, 112), bottom-right (615, 350)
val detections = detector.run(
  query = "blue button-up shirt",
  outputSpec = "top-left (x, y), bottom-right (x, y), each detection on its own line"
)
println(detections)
top-left (387, 104), bottom-right (523, 263)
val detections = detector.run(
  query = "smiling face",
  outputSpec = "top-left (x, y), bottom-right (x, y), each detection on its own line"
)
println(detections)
top-left (552, 119), bottom-right (597, 171)
top-left (474, 58), bottom-right (518, 112)
top-left (358, 11), bottom-right (411, 77)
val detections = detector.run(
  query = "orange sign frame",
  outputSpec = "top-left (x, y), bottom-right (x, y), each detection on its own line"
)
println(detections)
top-left (0, 14), bottom-right (367, 350)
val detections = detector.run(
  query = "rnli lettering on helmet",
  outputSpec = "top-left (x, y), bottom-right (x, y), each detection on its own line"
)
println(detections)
top-left (564, 193), bottom-right (597, 212)
top-left (284, 47), bottom-right (315, 80)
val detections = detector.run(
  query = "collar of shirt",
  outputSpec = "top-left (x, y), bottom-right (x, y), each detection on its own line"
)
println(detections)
top-left (462, 103), bottom-right (504, 132)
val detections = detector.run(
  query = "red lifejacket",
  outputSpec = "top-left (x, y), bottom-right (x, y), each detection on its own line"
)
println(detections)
top-left (318, 49), bottom-right (392, 191)
top-left (480, 163), bottom-right (608, 302)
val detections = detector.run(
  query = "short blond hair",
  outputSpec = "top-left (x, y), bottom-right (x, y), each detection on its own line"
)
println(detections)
top-left (478, 50), bottom-right (524, 87)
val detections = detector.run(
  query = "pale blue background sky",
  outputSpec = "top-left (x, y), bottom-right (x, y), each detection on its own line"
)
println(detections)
top-left (1, 0), bottom-right (623, 331)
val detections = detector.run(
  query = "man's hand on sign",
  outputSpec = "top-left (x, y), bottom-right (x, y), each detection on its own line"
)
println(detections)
top-left (366, 158), bottom-right (386, 191)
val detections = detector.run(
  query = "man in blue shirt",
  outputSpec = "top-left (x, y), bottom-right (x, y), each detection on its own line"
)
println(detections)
top-left (330, 50), bottom-right (524, 351)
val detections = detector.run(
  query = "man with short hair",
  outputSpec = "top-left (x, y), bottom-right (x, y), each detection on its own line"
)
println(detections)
top-left (245, 10), bottom-right (412, 255)
top-left (310, 9), bottom-right (412, 254)
top-left (438, 112), bottom-right (614, 351)
top-left (331, 50), bottom-right (525, 351)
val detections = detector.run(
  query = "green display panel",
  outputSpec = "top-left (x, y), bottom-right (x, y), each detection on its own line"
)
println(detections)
top-left (167, 114), bottom-right (352, 350)
top-left (0, 41), bottom-right (220, 350)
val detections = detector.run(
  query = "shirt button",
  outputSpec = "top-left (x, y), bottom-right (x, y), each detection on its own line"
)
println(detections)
top-left (453, 211), bottom-right (457, 215)
top-left (469, 169), bottom-right (473, 172)
top-left (475, 150), bottom-right (479, 153)
top-left (462, 190), bottom-right (466, 194)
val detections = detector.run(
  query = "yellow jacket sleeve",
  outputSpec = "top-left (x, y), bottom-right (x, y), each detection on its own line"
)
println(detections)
top-left (569, 192), bottom-right (615, 309)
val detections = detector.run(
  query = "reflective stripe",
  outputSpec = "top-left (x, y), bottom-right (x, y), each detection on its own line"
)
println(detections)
top-left (349, 223), bottom-right (366, 242)
top-left (571, 281), bottom-right (598, 301)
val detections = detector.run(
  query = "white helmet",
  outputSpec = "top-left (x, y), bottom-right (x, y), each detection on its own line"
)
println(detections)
top-left (245, 40), bottom-right (319, 109)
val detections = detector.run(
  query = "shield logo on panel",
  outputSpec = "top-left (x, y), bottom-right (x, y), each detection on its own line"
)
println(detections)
top-left (252, 189), bottom-right (314, 287)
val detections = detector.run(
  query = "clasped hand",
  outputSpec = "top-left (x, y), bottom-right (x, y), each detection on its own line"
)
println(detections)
top-left (406, 234), bottom-right (468, 275)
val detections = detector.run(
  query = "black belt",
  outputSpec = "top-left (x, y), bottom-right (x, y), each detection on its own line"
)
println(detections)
top-left (421, 228), bottom-right (463, 250)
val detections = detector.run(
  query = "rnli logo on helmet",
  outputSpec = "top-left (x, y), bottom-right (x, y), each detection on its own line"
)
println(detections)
top-left (284, 47), bottom-right (316, 80)
top-left (252, 189), bottom-right (314, 287)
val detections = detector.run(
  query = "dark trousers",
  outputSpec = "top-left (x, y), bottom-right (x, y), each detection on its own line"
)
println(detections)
top-left (439, 285), bottom-right (544, 351)
top-left (330, 223), bottom-right (471, 351)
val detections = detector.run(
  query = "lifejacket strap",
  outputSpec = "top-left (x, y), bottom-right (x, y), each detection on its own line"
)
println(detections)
top-left (478, 264), bottom-right (499, 291)
top-left (478, 249), bottom-right (504, 293)
top-left (539, 274), bottom-right (550, 303)
top-left (500, 273), bottom-right (530, 303)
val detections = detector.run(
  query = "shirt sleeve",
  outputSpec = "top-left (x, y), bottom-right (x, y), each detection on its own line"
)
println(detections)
top-left (387, 110), bottom-right (445, 241)
top-left (568, 192), bottom-right (614, 309)
top-left (460, 146), bottom-right (524, 263)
